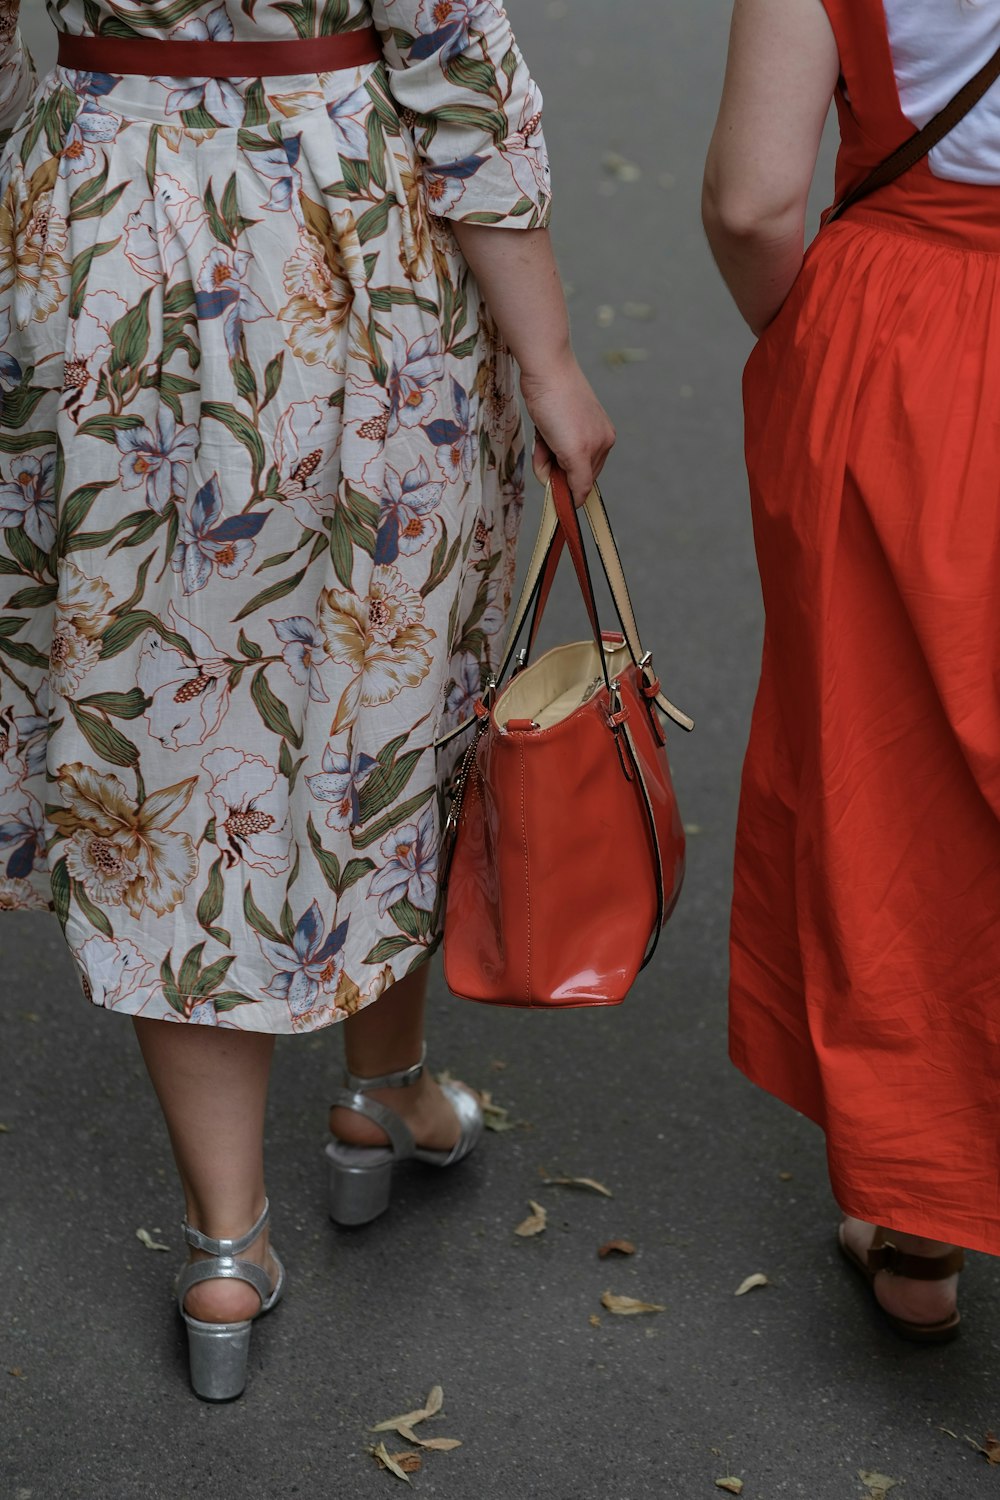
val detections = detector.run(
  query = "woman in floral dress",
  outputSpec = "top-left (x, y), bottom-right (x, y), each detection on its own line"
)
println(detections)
top-left (0, 0), bottom-right (613, 1395)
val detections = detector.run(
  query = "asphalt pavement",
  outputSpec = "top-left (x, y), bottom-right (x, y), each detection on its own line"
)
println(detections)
top-left (4, 4), bottom-right (1000, 1499)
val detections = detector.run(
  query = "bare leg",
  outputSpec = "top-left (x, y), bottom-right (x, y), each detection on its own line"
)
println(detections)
top-left (840, 1217), bottom-right (961, 1324)
top-left (133, 1018), bottom-right (279, 1324)
top-left (329, 965), bottom-right (468, 1151)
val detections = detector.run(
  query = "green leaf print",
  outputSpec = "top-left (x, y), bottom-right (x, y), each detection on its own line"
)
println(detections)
top-left (56, 481), bottom-right (114, 551)
top-left (193, 955), bottom-right (237, 1000)
top-left (100, 611), bottom-right (194, 663)
top-left (357, 739), bottom-right (426, 825)
top-left (261, 353), bottom-right (285, 412)
top-left (77, 688), bottom-right (150, 720)
top-left (443, 54), bottom-right (503, 100)
top-left (307, 815), bottom-right (343, 893)
top-left (196, 857), bottom-right (231, 948)
top-left (355, 196), bottom-right (395, 247)
top-left (68, 164), bottom-right (129, 224)
top-left (202, 402), bottom-right (266, 483)
top-left (74, 882), bottom-right (114, 937)
top-left (352, 786), bottom-right (435, 851)
top-left (163, 281), bottom-right (197, 317)
top-left (70, 703), bottom-right (141, 769)
top-left (250, 668), bottom-right (303, 747)
top-left (362, 934), bottom-right (413, 966)
top-left (50, 858), bottom-right (71, 929)
top-left (320, 0), bottom-right (352, 34)
top-left (177, 942), bottom-right (208, 999)
top-left (108, 291), bottom-right (153, 375)
top-left (389, 896), bottom-right (434, 941)
top-left (69, 240), bottom-right (119, 319)
top-left (1, 375), bottom-right (49, 431)
top-left (6, 584), bottom-right (57, 609)
top-left (237, 631), bottom-right (263, 659)
top-left (213, 993), bottom-right (258, 1013)
top-left (243, 882), bottom-right (283, 944)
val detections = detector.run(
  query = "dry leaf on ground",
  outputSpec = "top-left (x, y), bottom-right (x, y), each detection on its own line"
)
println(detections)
top-left (966, 1434), bottom-right (1000, 1465)
top-left (135, 1228), bottom-right (170, 1252)
top-left (589, 1314), bottom-right (602, 1328)
top-left (778, 1171), bottom-right (794, 1181)
top-left (514, 1201), bottom-right (547, 1238)
top-left (372, 1444), bottom-right (415, 1482)
top-left (0, 1123), bottom-right (10, 1133)
top-left (8, 1368), bottom-right (25, 1379)
top-left (603, 348), bottom-right (650, 368)
top-left (598, 1240), bottom-right (636, 1259)
top-left (734, 1273), bottom-right (770, 1297)
top-left (601, 1291), bottom-right (665, 1316)
top-left (396, 1426), bottom-right (462, 1452)
top-left (602, 150), bottom-right (642, 183)
top-left (371, 1385), bottom-right (443, 1434)
top-left (859, 1471), bottom-right (901, 1498)
top-left (541, 1174), bottom-right (613, 1198)
top-left (715, 1481), bottom-right (744, 1496)
top-left (479, 1091), bottom-right (526, 1133)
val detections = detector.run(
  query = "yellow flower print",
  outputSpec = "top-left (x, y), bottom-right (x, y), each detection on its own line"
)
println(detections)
top-left (318, 564), bottom-right (434, 734)
top-left (52, 764), bottom-right (198, 919)
top-left (279, 199), bottom-right (364, 370)
top-left (0, 158), bottom-right (69, 325)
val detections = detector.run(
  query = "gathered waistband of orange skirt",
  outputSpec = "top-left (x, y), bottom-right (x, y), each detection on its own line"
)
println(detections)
top-left (56, 27), bottom-right (383, 80)
top-left (830, 167), bottom-right (1000, 255)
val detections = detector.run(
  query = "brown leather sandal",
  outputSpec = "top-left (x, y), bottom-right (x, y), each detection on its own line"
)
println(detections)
top-left (837, 1223), bottom-right (964, 1344)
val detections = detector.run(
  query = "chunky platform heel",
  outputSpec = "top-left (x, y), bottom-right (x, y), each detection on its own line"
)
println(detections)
top-left (326, 1047), bottom-right (484, 1228)
top-left (176, 1199), bottom-right (285, 1401)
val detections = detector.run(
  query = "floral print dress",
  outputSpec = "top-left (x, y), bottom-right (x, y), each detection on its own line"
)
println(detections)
top-left (0, 0), bottom-right (550, 1031)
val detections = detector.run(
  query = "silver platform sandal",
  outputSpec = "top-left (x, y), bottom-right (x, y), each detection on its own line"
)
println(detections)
top-left (176, 1199), bottom-right (285, 1402)
top-left (326, 1048), bottom-right (484, 1226)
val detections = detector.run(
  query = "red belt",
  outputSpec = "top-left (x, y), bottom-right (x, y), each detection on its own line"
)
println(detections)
top-left (57, 27), bottom-right (382, 79)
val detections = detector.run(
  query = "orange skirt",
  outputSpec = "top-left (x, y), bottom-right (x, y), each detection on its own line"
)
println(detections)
top-left (731, 208), bottom-right (1000, 1256)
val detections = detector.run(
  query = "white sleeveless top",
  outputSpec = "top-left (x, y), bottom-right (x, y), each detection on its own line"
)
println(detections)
top-left (884, 0), bottom-right (1000, 183)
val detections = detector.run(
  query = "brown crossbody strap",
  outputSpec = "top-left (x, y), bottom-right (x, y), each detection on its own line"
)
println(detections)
top-left (827, 40), bottom-right (1000, 223)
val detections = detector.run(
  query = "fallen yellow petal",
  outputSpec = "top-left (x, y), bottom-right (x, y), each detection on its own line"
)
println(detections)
top-left (541, 1175), bottom-right (613, 1198)
top-left (371, 1385), bottom-right (444, 1433)
top-left (372, 1443), bottom-right (413, 1482)
top-left (514, 1201), bottom-right (548, 1238)
top-left (734, 1273), bottom-right (770, 1297)
top-left (715, 1480), bottom-right (744, 1496)
top-left (600, 1291), bottom-right (665, 1316)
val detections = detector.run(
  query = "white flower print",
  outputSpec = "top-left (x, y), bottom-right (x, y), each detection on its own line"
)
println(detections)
top-left (273, 397), bottom-right (341, 529)
top-left (62, 289), bottom-right (129, 416)
top-left (369, 806), bottom-right (438, 916)
top-left (202, 746), bottom-right (292, 876)
top-left (116, 405), bottom-right (199, 512)
top-left (137, 604), bottom-right (232, 750)
top-left (272, 616), bottom-right (329, 703)
top-left (305, 743), bottom-right (378, 831)
top-left (124, 174), bottom-right (208, 283)
top-left (0, 452), bottom-right (56, 550)
top-left (76, 935), bottom-right (155, 1008)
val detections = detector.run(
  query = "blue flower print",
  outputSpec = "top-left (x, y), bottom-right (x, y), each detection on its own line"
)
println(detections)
top-left (171, 475), bottom-right (268, 595)
top-left (375, 458), bottom-right (444, 564)
top-left (250, 136), bottom-right (303, 214)
top-left (272, 616), bottom-right (329, 703)
top-left (0, 453), bottom-right (56, 551)
top-left (115, 405), bottom-right (199, 513)
top-left (424, 377), bottom-right (478, 483)
top-left (157, 7), bottom-right (246, 127)
top-left (258, 900), bottom-right (350, 1016)
top-left (410, 0), bottom-right (496, 62)
top-left (369, 806), bottom-right (438, 916)
top-left (305, 744), bottom-right (379, 831)
top-left (326, 84), bottom-right (373, 159)
top-left (195, 248), bottom-right (272, 357)
top-left (60, 99), bottom-right (119, 177)
top-left (387, 330), bottom-right (444, 436)
top-left (0, 799), bottom-right (44, 880)
top-left (0, 308), bottom-right (21, 393)
top-left (444, 652), bottom-right (483, 722)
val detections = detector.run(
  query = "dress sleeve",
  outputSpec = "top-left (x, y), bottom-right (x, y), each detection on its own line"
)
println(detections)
top-left (0, 2), bottom-right (35, 146)
top-left (370, 0), bottom-right (552, 229)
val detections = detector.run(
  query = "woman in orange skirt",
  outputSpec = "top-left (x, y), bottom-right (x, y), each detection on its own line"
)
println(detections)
top-left (703, 0), bottom-right (1000, 1341)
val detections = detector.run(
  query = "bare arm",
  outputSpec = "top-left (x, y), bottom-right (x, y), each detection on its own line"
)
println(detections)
top-left (702, 0), bottom-right (839, 335)
top-left (453, 223), bottom-right (615, 505)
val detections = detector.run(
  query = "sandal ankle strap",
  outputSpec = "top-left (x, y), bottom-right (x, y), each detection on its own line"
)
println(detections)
top-left (182, 1198), bottom-right (271, 1257)
top-left (868, 1228), bottom-right (966, 1280)
top-left (342, 1043), bottom-right (426, 1094)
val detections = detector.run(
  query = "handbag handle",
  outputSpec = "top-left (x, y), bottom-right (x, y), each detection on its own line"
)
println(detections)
top-left (826, 39), bottom-right (1000, 223)
top-left (436, 474), bottom-right (694, 750)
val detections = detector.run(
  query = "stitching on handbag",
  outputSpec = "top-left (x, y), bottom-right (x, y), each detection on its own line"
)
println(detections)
top-left (520, 737), bottom-right (531, 1005)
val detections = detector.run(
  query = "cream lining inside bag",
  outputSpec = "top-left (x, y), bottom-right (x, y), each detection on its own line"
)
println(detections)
top-left (494, 639), bottom-right (632, 731)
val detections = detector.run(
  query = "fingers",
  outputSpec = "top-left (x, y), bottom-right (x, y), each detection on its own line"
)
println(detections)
top-left (532, 432), bottom-right (554, 485)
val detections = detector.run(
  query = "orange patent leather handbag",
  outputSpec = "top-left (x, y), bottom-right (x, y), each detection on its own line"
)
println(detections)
top-left (438, 471), bottom-right (693, 1009)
